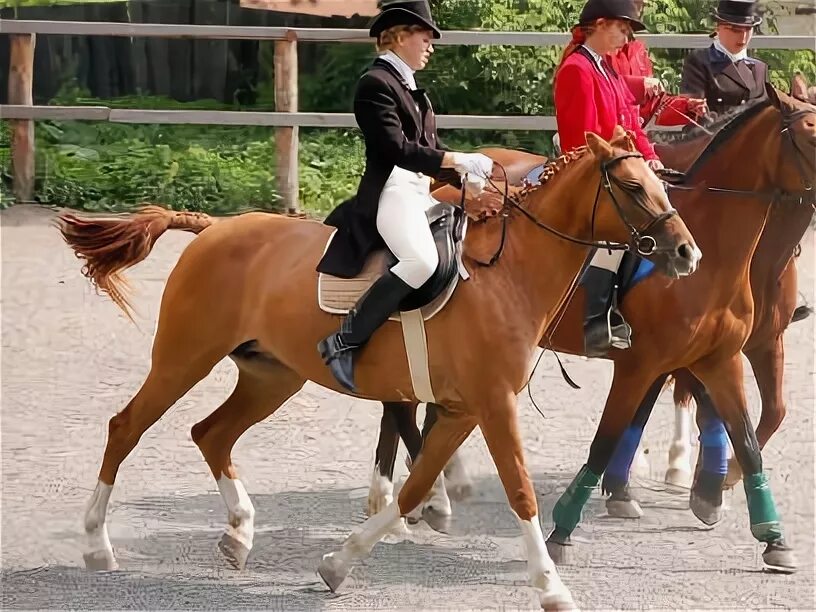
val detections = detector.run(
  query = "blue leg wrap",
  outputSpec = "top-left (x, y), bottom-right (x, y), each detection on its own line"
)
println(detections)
top-left (605, 426), bottom-right (643, 483)
top-left (699, 419), bottom-right (728, 476)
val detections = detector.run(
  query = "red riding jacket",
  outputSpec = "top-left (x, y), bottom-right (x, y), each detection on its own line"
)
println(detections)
top-left (554, 46), bottom-right (658, 161)
top-left (607, 39), bottom-right (694, 127)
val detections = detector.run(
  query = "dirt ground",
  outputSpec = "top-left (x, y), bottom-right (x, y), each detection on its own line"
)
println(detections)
top-left (2, 204), bottom-right (814, 610)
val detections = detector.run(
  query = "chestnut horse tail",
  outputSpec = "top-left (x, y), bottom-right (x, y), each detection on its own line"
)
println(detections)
top-left (56, 204), bottom-right (215, 320)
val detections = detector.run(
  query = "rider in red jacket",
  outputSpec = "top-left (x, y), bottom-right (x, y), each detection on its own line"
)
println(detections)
top-left (553, 0), bottom-right (665, 356)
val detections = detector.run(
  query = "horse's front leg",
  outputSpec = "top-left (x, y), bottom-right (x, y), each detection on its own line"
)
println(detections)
top-left (318, 404), bottom-right (477, 592)
top-left (690, 354), bottom-right (796, 573)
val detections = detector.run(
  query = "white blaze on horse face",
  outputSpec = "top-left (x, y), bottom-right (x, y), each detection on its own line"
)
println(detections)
top-left (217, 475), bottom-right (255, 549)
top-left (84, 480), bottom-right (117, 570)
top-left (515, 513), bottom-right (575, 608)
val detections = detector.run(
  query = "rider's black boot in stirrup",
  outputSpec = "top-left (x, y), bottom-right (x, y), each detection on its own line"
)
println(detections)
top-left (318, 271), bottom-right (414, 392)
top-left (583, 266), bottom-right (632, 357)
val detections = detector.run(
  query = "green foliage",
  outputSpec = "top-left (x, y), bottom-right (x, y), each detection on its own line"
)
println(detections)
top-left (3, 0), bottom-right (813, 215)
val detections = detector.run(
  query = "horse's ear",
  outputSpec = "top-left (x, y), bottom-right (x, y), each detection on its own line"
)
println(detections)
top-left (766, 82), bottom-right (782, 109)
top-left (609, 125), bottom-right (636, 151)
top-left (585, 131), bottom-right (614, 160)
top-left (790, 72), bottom-right (809, 102)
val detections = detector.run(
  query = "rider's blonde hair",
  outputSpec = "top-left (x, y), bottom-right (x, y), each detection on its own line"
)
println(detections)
top-left (376, 24), bottom-right (428, 52)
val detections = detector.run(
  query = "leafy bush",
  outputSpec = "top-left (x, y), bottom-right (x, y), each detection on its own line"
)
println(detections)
top-left (2, 0), bottom-right (813, 215)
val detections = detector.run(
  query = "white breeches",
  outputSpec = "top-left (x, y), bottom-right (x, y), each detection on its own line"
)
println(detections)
top-left (589, 247), bottom-right (625, 273)
top-left (376, 166), bottom-right (439, 289)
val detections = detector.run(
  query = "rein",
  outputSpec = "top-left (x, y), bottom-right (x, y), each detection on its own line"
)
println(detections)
top-left (459, 150), bottom-right (679, 267)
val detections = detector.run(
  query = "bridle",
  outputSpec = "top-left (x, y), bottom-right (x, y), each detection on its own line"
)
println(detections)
top-left (462, 150), bottom-right (679, 267)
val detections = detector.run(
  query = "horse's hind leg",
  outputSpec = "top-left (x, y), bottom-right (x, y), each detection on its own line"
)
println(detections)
top-left (191, 361), bottom-right (305, 569)
top-left (368, 402), bottom-right (418, 517)
top-left (84, 349), bottom-right (225, 571)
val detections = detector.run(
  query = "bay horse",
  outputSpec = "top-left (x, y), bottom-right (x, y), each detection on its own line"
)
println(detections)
top-left (369, 94), bottom-right (815, 525)
top-left (58, 127), bottom-right (698, 609)
top-left (370, 87), bottom-right (814, 572)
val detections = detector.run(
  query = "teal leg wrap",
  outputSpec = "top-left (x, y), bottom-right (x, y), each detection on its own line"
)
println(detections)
top-left (744, 472), bottom-right (783, 542)
top-left (552, 464), bottom-right (601, 535)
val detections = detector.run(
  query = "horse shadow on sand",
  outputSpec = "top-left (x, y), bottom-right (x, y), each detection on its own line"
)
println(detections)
top-left (1, 470), bottom-right (724, 610)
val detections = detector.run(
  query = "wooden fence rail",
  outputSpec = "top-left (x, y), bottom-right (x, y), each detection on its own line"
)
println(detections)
top-left (2, 19), bottom-right (814, 209)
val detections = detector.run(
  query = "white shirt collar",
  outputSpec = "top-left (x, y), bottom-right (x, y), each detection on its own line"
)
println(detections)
top-left (379, 50), bottom-right (417, 90)
top-left (580, 44), bottom-right (609, 80)
top-left (713, 38), bottom-right (748, 63)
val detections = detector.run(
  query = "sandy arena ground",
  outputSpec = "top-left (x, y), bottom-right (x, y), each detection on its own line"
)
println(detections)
top-left (2, 204), bottom-right (814, 610)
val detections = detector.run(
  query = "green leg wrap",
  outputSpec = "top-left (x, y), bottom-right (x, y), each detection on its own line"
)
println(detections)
top-left (744, 472), bottom-right (783, 542)
top-left (552, 464), bottom-right (601, 535)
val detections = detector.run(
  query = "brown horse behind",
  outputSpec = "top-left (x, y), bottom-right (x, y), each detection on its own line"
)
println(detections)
top-left (58, 127), bottom-right (698, 609)
top-left (372, 89), bottom-right (815, 573)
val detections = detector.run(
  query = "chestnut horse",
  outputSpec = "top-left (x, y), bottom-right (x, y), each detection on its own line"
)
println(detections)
top-left (58, 127), bottom-right (698, 609)
top-left (370, 88), bottom-right (814, 572)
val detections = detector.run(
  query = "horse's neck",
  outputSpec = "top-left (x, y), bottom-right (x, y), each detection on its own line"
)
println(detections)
top-left (681, 110), bottom-right (782, 290)
top-left (491, 161), bottom-right (597, 342)
top-left (752, 200), bottom-right (814, 286)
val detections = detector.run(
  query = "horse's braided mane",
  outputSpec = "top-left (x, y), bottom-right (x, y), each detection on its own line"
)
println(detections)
top-left (468, 147), bottom-right (590, 222)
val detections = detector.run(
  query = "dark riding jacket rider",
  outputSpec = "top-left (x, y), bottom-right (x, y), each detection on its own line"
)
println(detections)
top-left (680, 0), bottom-right (768, 116)
top-left (315, 0), bottom-right (494, 392)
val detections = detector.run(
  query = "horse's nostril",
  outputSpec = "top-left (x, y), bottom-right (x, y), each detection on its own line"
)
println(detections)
top-left (678, 243), bottom-right (695, 261)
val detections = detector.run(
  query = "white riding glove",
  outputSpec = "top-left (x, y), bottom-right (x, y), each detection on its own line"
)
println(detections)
top-left (451, 152), bottom-right (494, 180)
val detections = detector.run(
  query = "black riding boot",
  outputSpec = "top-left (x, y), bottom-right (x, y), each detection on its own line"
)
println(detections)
top-left (583, 266), bottom-right (632, 357)
top-left (318, 270), bottom-right (415, 392)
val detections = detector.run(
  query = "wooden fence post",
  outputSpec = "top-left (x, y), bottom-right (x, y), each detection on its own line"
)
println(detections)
top-left (8, 34), bottom-right (36, 204)
top-left (274, 31), bottom-right (298, 214)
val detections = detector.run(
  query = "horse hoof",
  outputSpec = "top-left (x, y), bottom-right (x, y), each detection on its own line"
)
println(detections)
top-left (689, 493), bottom-right (723, 526)
top-left (405, 504), bottom-right (423, 525)
top-left (218, 533), bottom-right (251, 570)
top-left (422, 505), bottom-right (452, 533)
top-left (545, 539), bottom-right (574, 566)
top-left (317, 552), bottom-right (351, 592)
top-left (665, 467), bottom-right (693, 489)
top-left (606, 498), bottom-right (643, 519)
top-left (83, 549), bottom-right (118, 572)
top-left (763, 541), bottom-right (797, 574)
top-left (447, 482), bottom-right (473, 502)
top-left (540, 590), bottom-right (578, 611)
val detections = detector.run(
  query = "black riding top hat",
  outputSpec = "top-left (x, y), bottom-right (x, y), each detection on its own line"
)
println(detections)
top-left (368, 0), bottom-right (442, 40)
top-left (576, 0), bottom-right (647, 32)
top-left (712, 0), bottom-right (762, 27)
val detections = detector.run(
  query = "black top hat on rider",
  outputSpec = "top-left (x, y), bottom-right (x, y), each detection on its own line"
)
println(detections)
top-left (368, 0), bottom-right (441, 40)
top-left (711, 0), bottom-right (763, 28)
top-left (574, 0), bottom-right (647, 32)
